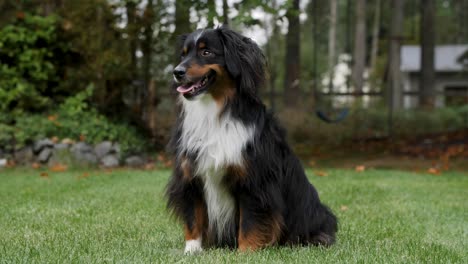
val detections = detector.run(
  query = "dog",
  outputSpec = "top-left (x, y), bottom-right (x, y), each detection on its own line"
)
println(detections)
top-left (166, 26), bottom-right (337, 254)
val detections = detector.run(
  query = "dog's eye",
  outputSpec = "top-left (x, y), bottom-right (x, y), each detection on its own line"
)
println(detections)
top-left (201, 49), bottom-right (212, 57)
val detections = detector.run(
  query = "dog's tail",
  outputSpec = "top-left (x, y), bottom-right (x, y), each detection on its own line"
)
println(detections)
top-left (311, 205), bottom-right (338, 247)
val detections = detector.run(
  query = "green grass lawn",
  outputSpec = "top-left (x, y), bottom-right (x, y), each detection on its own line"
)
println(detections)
top-left (0, 168), bottom-right (466, 263)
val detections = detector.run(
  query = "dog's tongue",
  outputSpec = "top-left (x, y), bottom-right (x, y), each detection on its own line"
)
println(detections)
top-left (176, 84), bottom-right (195, 94)
top-left (176, 80), bottom-right (202, 94)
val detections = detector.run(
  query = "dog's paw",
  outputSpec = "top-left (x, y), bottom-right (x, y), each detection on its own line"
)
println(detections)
top-left (184, 238), bottom-right (203, 254)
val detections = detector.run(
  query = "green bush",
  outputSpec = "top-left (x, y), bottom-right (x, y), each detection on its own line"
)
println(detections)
top-left (0, 86), bottom-right (148, 154)
top-left (393, 107), bottom-right (465, 136)
top-left (276, 105), bottom-right (467, 155)
top-left (0, 13), bottom-right (69, 113)
top-left (0, 13), bottom-right (148, 154)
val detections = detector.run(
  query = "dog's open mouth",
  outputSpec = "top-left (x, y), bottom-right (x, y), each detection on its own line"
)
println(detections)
top-left (176, 70), bottom-right (216, 98)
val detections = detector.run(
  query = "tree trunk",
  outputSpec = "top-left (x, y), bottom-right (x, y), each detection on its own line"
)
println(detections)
top-left (173, 0), bottom-right (191, 38)
top-left (369, 0), bottom-right (381, 79)
top-left (388, 0), bottom-right (404, 111)
top-left (420, 0), bottom-right (436, 109)
top-left (173, 0), bottom-right (191, 61)
top-left (328, 0), bottom-right (337, 92)
top-left (283, 0), bottom-right (301, 107)
top-left (351, 0), bottom-right (366, 93)
top-left (41, 0), bottom-right (61, 16)
top-left (142, 0), bottom-right (154, 86)
top-left (126, 1), bottom-right (138, 76)
top-left (266, 0), bottom-right (279, 110)
top-left (222, 0), bottom-right (229, 25)
top-left (146, 79), bottom-right (159, 142)
top-left (207, 0), bottom-right (215, 28)
top-left (96, 3), bottom-right (107, 108)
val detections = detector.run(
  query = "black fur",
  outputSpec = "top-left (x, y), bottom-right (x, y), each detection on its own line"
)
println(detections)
top-left (166, 26), bottom-right (337, 250)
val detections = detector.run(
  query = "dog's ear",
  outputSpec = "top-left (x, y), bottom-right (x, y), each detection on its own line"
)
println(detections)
top-left (217, 26), bottom-right (265, 97)
top-left (217, 28), bottom-right (243, 78)
top-left (177, 34), bottom-right (188, 48)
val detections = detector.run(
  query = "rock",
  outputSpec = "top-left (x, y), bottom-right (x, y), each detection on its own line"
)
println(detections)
top-left (14, 146), bottom-right (34, 165)
top-left (73, 152), bottom-right (98, 164)
top-left (125, 155), bottom-right (146, 167)
top-left (48, 148), bottom-right (72, 166)
top-left (94, 141), bottom-right (113, 159)
top-left (38, 148), bottom-right (53, 164)
top-left (33, 139), bottom-right (54, 154)
top-left (76, 152), bottom-right (98, 165)
top-left (0, 159), bottom-right (7, 167)
top-left (71, 142), bottom-right (93, 154)
top-left (61, 138), bottom-right (75, 145)
top-left (110, 143), bottom-right (120, 155)
top-left (71, 142), bottom-right (97, 165)
top-left (80, 152), bottom-right (98, 164)
top-left (54, 143), bottom-right (70, 150)
top-left (101, 154), bottom-right (119, 168)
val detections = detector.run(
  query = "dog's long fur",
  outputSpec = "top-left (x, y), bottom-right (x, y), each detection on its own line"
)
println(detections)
top-left (166, 26), bottom-right (337, 253)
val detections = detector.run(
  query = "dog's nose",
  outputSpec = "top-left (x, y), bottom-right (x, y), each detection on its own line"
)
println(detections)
top-left (173, 66), bottom-right (186, 80)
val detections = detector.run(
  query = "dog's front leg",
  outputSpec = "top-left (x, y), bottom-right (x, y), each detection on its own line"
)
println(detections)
top-left (183, 199), bottom-right (207, 254)
top-left (237, 192), bottom-right (283, 251)
top-left (167, 157), bottom-right (206, 254)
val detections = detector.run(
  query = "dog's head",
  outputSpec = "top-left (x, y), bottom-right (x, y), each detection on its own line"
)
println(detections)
top-left (173, 26), bottom-right (265, 102)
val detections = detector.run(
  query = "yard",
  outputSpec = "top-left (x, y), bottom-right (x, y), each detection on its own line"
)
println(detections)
top-left (0, 168), bottom-right (466, 263)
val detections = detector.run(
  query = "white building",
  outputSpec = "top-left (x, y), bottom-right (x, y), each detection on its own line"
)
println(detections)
top-left (400, 45), bottom-right (468, 108)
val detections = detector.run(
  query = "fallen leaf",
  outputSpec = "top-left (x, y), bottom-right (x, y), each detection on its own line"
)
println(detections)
top-left (16, 11), bottom-right (25, 19)
top-left (427, 167), bottom-right (440, 175)
top-left (157, 154), bottom-right (165, 162)
top-left (314, 171), bottom-right (328, 177)
top-left (31, 163), bottom-right (41, 169)
top-left (164, 160), bottom-right (173, 168)
top-left (78, 172), bottom-right (90, 179)
top-left (308, 160), bottom-right (316, 167)
top-left (340, 205), bottom-right (348, 211)
top-left (62, 20), bottom-right (73, 31)
top-left (47, 115), bottom-right (58, 121)
top-left (6, 160), bottom-right (16, 168)
top-left (50, 163), bottom-right (68, 172)
top-left (40, 172), bottom-right (49, 178)
top-left (442, 164), bottom-right (450, 171)
top-left (355, 165), bottom-right (366, 172)
top-left (79, 134), bottom-right (86, 142)
top-left (144, 163), bottom-right (155, 170)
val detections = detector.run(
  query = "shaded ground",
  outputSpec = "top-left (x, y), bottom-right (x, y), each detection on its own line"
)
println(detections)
top-left (302, 129), bottom-right (468, 172)
top-left (0, 168), bottom-right (466, 263)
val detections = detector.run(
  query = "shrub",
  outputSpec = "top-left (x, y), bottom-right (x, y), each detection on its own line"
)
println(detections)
top-left (0, 86), bottom-right (148, 154)
top-left (276, 105), bottom-right (467, 156)
top-left (0, 13), bottom-right (70, 113)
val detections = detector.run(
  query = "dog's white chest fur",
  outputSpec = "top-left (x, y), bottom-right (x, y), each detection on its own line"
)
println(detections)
top-left (180, 95), bottom-right (254, 238)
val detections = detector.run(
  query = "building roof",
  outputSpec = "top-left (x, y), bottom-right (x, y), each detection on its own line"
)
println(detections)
top-left (400, 45), bottom-right (468, 72)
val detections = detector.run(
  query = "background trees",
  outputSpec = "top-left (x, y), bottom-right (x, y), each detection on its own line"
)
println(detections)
top-left (0, 0), bottom-right (466, 151)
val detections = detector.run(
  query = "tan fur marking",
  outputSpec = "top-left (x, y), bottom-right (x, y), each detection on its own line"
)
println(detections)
top-left (181, 157), bottom-right (191, 181)
top-left (238, 210), bottom-right (283, 251)
top-left (199, 42), bottom-right (206, 49)
top-left (228, 165), bottom-right (246, 177)
top-left (184, 202), bottom-right (207, 241)
top-left (226, 164), bottom-right (247, 183)
top-left (186, 64), bottom-right (211, 77)
top-left (184, 63), bottom-right (236, 107)
top-left (207, 64), bottom-right (236, 107)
